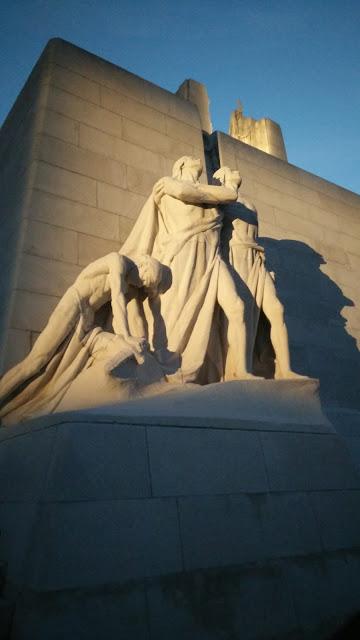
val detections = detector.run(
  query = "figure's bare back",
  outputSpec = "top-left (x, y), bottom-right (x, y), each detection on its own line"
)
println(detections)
top-left (161, 194), bottom-right (217, 232)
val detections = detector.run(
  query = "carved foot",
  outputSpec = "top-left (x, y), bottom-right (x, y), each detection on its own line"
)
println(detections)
top-left (234, 371), bottom-right (262, 380)
top-left (275, 370), bottom-right (309, 381)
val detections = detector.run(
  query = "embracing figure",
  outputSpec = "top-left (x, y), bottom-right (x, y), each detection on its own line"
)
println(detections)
top-left (0, 155), bottom-right (306, 425)
top-left (121, 155), bottom-right (255, 383)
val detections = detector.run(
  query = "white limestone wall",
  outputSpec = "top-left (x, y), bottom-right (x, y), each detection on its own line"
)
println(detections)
top-left (0, 39), bottom-right (205, 371)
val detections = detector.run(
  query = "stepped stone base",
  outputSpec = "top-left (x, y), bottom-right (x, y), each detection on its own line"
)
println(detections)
top-left (1, 380), bottom-right (360, 639)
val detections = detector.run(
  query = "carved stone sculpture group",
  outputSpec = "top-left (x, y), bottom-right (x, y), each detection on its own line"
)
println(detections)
top-left (0, 156), bottom-right (305, 424)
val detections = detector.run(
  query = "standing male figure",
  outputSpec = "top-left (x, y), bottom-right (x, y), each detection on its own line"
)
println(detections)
top-left (214, 166), bottom-right (307, 379)
top-left (121, 156), bottom-right (254, 383)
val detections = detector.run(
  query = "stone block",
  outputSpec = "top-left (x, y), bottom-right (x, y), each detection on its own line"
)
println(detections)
top-left (79, 123), bottom-right (164, 173)
top-left (101, 86), bottom-right (167, 134)
top-left (297, 167), bottom-right (360, 210)
top-left (45, 422), bottom-right (151, 501)
top-left (285, 558), bottom-right (342, 636)
top-left (178, 492), bottom-right (322, 573)
top-left (18, 254), bottom-right (81, 297)
top-left (260, 432), bottom-right (360, 492)
top-left (12, 587), bottom-right (149, 640)
top-left (228, 565), bottom-right (299, 640)
top-left (42, 109), bottom-right (79, 145)
top-left (34, 161), bottom-right (97, 206)
top-left (0, 502), bottom-right (38, 584)
top-left (50, 39), bottom-right (147, 103)
top-left (77, 234), bottom-right (120, 266)
top-left (30, 331), bottom-right (41, 348)
top-left (309, 490), bottom-right (360, 551)
top-left (325, 553), bottom-right (360, 623)
top-left (2, 328), bottom-right (30, 370)
top-left (342, 215), bottom-right (360, 240)
top-left (47, 86), bottom-right (123, 138)
top-left (10, 290), bottom-right (59, 332)
top-left (97, 181), bottom-right (146, 218)
top-left (146, 578), bottom-right (214, 640)
top-left (26, 498), bottom-right (182, 589)
top-left (149, 561), bottom-right (298, 640)
top-left (148, 427), bottom-right (268, 496)
top-left (0, 427), bottom-right (56, 501)
top-left (165, 115), bottom-right (203, 148)
top-left (178, 495), bottom-right (265, 570)
top-left (118, 214), bottom-right (135, 243)
top-left (126, 165), bottom-right (159, 198)
top-left (122, 117), bottom-right (196, 160)
top-left (317, 189), bottom-right (359, 221)
top-left (28, 189), bottom-right (119, 241)
top-left (113, 137), bottom-right (164, 173)
top-left (321, 261), bottom-right (358, 290)
top-left (143, 78), bottom-right (201, 128)
top-left (256, 183), bottom-right (310, 221)
top-left (257, 202), bottom-right (276, 226)
top-left (327, 408), bottom-right (360, 437)
top-left (37, 134), bottom-right (127, 189)
top-left (273, 207), bottom-right (324, 242)
top-left (78, 123), bottom-right (114, 157)
top-left (348, 251), bottom-right (360, 272)
top-left (147, 563), bottom-right (299, 640)
top-left (259, 492), bottom-right (322, 558)
top-left (307, 203), bottom-right (340, 232)
top-left (50, 63), bottom-right (101, 104)
top-left (257, 220), bottom-right (284, 242)
top-left (24, 220), bottom-right (78, 263)
top-left (315, 240), bottom-right (349, 266)
top-left (254, 165), bottom-right (307, 204)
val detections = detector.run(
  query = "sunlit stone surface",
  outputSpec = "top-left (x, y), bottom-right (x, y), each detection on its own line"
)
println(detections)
top-left (0, 39), bottom-right (360, 639)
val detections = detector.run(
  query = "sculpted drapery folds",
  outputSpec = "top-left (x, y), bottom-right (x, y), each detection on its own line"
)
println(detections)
top-left (0, 254), bottom-right (170, 424)
top-left (120, 156), bottom-right (254, 383)
top-left (0, 155), bottom-right (305, 425)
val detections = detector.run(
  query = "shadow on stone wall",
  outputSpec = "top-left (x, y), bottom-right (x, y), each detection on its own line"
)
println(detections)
top-left (259, 237), bottom-right (360, 410)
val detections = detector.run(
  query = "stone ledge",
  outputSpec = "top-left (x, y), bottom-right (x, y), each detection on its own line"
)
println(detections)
top-left (0, 378), bottom-right (333, 439)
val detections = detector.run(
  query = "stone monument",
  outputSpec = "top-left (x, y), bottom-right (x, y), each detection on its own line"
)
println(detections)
top-left (0, 39), bottom-right (360, 639)
top-left (229, 100), bottom-right (288, 161)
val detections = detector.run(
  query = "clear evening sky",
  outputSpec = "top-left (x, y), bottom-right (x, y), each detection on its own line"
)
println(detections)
top-left (1, 0), bottom-right (359, 194)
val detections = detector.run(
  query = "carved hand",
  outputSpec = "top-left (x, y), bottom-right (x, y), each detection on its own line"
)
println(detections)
top-left (153, 177), bottom-right (183, 204)
top-left (213, 167), bottom-right (241, 191)
top-left (124, 335), bottom-right (148, 364)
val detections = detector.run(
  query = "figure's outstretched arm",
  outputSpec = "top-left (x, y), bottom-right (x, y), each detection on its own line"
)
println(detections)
top-left (105, 253), bottom-right (131, 338)
top-left (107, 254), bottom-right (147, 358)
top-left (153, 177), bottom-right (238, 206)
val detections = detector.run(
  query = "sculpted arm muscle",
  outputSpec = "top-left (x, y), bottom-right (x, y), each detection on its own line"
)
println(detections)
top-left (153, 177), bottom-right (238, 206)
top-left (188, 184), bottom-right (239, 204)
top-left (106, 253), bottom-right (131, 338)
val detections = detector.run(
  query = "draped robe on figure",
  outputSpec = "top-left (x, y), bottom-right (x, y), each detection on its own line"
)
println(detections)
top-left (120, 192), bottom-right (224, 383)
top-left (221, 200), bottom-right (267, 376)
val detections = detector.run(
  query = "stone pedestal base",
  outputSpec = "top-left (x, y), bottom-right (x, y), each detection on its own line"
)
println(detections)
top-left (1, 380), bottom-right (360, 639)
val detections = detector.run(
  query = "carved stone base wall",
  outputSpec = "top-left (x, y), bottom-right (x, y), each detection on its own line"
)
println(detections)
top-left (2, 384), bottom-right (360, 639)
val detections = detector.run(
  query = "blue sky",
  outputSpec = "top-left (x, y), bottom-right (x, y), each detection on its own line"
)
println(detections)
top-left (1, 0), bottom-right (359, 194)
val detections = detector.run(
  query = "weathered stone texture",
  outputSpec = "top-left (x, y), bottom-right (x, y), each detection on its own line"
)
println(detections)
top-left (0, 38), bottom-right (205, 370)
top-left (218, 132), bottom-right (360, 409)
top-left (2, 414), bottom-right (360, 638)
